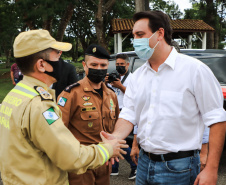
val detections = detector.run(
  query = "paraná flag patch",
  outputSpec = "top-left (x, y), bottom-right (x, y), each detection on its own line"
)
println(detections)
top-left (43, 107), bottom-right (59, 125)
top-left (57, 97), bottom-right (67, 107)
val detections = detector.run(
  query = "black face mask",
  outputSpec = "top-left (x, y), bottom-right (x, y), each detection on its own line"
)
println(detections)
top-left (116, 66), bottom-right (126, 75)
top-left (87, 68), bottom-right (107, 84)
top-left (44, 59), bottom-right (61, 81)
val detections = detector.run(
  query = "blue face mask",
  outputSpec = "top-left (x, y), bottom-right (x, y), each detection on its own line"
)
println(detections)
top-left (133, 32), bottom-right (159, 61)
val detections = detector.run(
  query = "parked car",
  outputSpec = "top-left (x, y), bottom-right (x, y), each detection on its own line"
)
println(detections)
top-left (109, 49), bottom-right (226, 106)
top-left (109, 49), bottom-right (226, 146)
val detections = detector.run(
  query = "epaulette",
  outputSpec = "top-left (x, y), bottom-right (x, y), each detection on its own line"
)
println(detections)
top-left (34, 86), bottom-right (53, 101)
top-left (64, 82), bottom-right (80, 93)
top-left (106, 84), bottom-right (115, 92)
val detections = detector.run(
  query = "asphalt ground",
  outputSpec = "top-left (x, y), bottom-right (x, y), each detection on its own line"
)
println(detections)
top-left (1, 150), bottom-right (226, 185)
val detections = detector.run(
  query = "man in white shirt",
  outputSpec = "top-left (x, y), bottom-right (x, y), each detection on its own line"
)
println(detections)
top-left (105, 54), bottom-right (137, 180)
top-left (102, 10), bottom-right (226, 185)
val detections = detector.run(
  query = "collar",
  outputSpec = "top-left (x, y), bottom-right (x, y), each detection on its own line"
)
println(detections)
top-left (22, 75), bottom-right (56, 100)
top-left (163, 47), bottom-right (178, 70)
top-left (144, 47), bottom-right (178, 71)
top-left (23, 75), bottom-right (49, 89)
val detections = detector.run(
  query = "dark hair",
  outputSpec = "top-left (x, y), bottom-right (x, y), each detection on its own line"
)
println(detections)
top-left (15, 48), bottom-right (52, 75)
top-left (116, 54), bottom-right (129, 63)
top-left (133, 11), bottom-right (172, 45)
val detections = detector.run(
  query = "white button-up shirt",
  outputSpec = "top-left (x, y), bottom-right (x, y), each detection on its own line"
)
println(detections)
top-left (119, 47), bottom-right (226, 154)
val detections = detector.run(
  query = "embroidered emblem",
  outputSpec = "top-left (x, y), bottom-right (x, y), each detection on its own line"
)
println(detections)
top-left (83, 102), bottom-right (93, 106)
top-left (35, 86), bottom-right (53, 101)
top-left (57, 97), bottom-right (67, 107)
top-left (82, 95), bottom-right (90, 101)
top-left (92, 47), bottom-right (96, 53)
top-left (81, 107), bottom-right (96, 112)
top-left (43, 107), bottom-right (59, 125)
top-left (88, 122), bottom-right (93, 128)
top-left (110, 99), bottom-right (115, 111)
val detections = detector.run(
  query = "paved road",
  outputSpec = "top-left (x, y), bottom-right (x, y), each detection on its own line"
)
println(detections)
top-left (1, 151), bottom-right (226, 185)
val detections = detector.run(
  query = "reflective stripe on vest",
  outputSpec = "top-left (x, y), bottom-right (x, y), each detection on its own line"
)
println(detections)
top-left (11, 82), bottom-right (39, 99)
top-left (97, 144), bottom-right (110, 164)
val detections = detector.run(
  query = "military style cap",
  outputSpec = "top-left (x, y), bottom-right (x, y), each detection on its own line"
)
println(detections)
top-left (85, 44), bottom-right (110, 59)
top-left (13, 29), bottom-right (72, 58)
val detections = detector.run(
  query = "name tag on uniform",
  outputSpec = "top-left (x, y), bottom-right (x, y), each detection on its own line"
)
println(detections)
top-left (81, 107), bottom-right (96, 112)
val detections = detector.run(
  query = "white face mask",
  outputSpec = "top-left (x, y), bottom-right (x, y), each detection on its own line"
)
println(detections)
top-left (133, 32), bottom-right (159, 60)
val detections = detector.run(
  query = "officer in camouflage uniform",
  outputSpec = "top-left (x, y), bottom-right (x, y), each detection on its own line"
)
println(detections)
top-left (0, 30), bottom-right (127, 185)
top-left (58, 44), bottom-right (120, 185)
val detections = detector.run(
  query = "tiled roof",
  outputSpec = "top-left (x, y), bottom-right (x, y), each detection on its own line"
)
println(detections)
top-left (111, 18), bottom-right (214, 34)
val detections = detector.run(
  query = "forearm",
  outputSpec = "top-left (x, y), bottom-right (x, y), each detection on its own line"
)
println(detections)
top-left (119, 85), bottom-right (126, 94)
top-left (112, 118), bottom-right (133, 139)
top-left (132, 134), bottom-right (138, 147)
top-left (206, 122), bottom-right (226, 170)
top-left (10, 71), bottom-right (14, 82)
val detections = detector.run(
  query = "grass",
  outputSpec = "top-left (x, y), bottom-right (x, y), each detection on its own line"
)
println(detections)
top-left (0, 62), bottom-right (84, 103)
top-left (0, 79), bottom-right (14, 103)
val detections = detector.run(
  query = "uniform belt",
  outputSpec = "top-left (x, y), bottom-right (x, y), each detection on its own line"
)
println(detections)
top-left (143, 150), bottom-right (199, 162)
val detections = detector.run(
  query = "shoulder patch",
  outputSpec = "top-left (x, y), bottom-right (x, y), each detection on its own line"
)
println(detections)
top-left (34, 86), bottom-right (53, 101)
top-left (106, 84), bottom-right (115, 92)
top-left (43, 107), bottom-right (59, 125)
top-left (57, 97), bottom-right (67, 107)
top-left (64, 82), bottom-right (80, 93)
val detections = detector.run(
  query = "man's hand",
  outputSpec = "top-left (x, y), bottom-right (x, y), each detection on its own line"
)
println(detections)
top-left (131, 134), bottom-right (139, 165)
top-left (13, 81), bottom-right (16, 86)
top-left (104, 73), bottom-right (109, 84)
top-left (200, 143), bottom-right (208, 171)
top-left (111, 78), bottom-right (122, 89)
top-left (100, 131), bottom-right (128, 159)
top-left (194, 166), bottom-right (218, 185)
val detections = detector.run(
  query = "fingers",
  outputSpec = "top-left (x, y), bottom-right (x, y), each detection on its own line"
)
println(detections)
top-left (114, 157), bottom-right (119, 163)
top-left (194, 176), bottom-right (199, 185)
top-left (118, 153), bottom-right (125, 160)
top-left (111, 158), bottom-right (115, 165)
top-left (118, 139), bottom-right (127, 144)
top-left (120, 148), bottom-right (127, 155)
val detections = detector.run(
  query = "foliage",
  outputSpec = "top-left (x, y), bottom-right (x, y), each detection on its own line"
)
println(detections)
top-left (150, 0), bottom-right (183, 19)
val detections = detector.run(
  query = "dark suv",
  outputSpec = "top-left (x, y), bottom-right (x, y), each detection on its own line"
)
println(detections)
top-left (109, 49), bottom-right (226, 146)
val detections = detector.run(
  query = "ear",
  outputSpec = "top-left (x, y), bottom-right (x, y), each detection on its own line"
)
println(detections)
top-left (158, 28), bottom-right (165, 41)
top-left (35, 59), bottom-right (46, 73)
top-left (82, 61), bottom-right (86, 69)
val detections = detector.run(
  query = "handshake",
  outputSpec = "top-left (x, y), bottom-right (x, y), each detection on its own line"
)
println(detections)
top-left (100, 131), bottom-right (128, 163)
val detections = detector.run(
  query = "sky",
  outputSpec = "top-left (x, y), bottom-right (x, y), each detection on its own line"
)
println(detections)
top-left (172, 0), bottom-right (193, 12)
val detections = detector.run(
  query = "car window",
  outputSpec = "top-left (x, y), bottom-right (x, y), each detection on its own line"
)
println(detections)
top-left (131, 58), bottom-right (146, 73)
top-left (199, 57), bottom-right (226, 84)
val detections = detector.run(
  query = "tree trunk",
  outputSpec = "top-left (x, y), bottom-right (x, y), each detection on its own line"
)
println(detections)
top-left (214, 32), bottom-right (219, 49)
top-left (206, 0), bottom-right (215, 49)
top-left (135, 0), bottom-right (145, 12)
top-left (94, 0), bottom-right (116, 52)
top-left (56, 3), bottom-right (75, 41)
top-left (43, 18), bottom-right (53, 33)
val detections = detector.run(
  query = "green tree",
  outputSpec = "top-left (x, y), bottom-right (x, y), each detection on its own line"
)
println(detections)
top-left (0, 0), bottom-right (20, 68)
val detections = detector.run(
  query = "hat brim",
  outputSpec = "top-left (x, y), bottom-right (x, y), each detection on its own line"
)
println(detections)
top-left (51, 41), bottom-right (72, 51)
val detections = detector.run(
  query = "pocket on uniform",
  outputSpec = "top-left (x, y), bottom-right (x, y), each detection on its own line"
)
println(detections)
top-left (80, 111), bottom-right (100, 133)
top-left (165, 157), bottom-right (191, 173)
top-left (159, 91), bottom-right (183, 117)
top-left (105, 111), bottom-right (116, 133)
